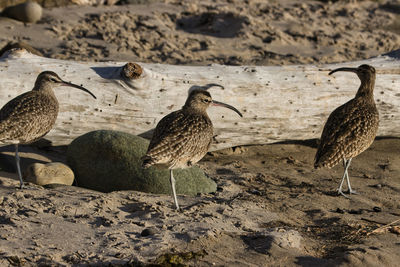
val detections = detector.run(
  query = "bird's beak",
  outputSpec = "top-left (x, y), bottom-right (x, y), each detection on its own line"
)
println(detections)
top-left (212, 100), bottom-right (243, 117)
top-left (329, 67), bottom-right (358, 76)
top-left (61, 81), bottom-right (97, 99)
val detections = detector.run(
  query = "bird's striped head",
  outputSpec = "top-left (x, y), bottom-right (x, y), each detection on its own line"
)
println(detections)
top-left (33, 71), bottom-right (96, 99)
top-left (329, 64), bottom-right (376, 81)
top-left (184, 89), bottom-right (242, 117)
top-left (329, 64), bottom-right (376, 96)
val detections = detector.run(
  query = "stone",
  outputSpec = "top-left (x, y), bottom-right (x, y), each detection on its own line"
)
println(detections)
top-left (0, 1), bottom-right (24, 10)
top-left (66, 130), bottom-right (217, 195)
top-left (141, 227), bottom-right (159, 237)
top-left (2, 1), bottom-right (42, 23)
top-left (23, 162), bottom-right (75, 186)
top-left (0, 1), bottom-right (119, 9)
top-left (373, 206), bottom-right (382, 212)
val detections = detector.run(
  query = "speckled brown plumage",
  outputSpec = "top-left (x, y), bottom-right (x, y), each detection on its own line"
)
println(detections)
top-left (142, 89), bottom-right (242, 210)
top-left (314, 64), bottom-right (379, 196)
top-left (142, 109), bottom-right (213, 169)
top-left (0, 90), bottom-right (59, 145)
top-left (0, 71), bottom-right (96, 188)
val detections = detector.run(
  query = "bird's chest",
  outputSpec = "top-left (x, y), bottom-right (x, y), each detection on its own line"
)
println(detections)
top-left (174, 123), bottom-right (213, 168)
top-left (22, 98), bottom-right (59, 143)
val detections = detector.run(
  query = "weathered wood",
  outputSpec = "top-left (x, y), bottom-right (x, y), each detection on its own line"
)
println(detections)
top-left (0, 49), bottom-right (399, 150)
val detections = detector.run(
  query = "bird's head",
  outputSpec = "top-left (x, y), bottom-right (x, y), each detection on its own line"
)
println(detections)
top-left (329, 64), bottom-right (376, 82)
top-left (329, 64), bottom-right (376, 96)
top-left (184, 89), bottom-right (242, 117)
top-left (34, 71), bottom-right (96, 99)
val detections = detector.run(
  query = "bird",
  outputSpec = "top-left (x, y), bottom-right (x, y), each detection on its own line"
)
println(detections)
top-left (314, 64), bottom-right (379, 197)
top-left (0, 71), bottom-right (96, 189)
top-left (141, 89), bottom-right (242, 210)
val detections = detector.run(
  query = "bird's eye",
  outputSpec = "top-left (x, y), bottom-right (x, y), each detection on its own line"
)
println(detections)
top-left (203, 99), bottom-right (210, 103)
top-left (50, 78), bottom-right (58, 82)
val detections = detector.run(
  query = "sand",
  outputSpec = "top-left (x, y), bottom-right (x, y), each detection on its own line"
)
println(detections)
top-left (0, 0), bottom-right (399, 65)
top-left (0, 0), bottom-right (399, 266)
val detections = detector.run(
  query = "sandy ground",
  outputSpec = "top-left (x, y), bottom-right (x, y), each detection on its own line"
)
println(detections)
top-left (0, 0), bottom-right (399, 65)
top-left (0, 139), bottom-right (399, 266)
top-left (0, 0), bottom-right (400, 266)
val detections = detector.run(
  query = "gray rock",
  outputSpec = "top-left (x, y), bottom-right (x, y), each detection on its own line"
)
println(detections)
top-left (66, 130), bottom-right (217, 195)
top-left (2, 1), bottom-right (42, 23)
top-left (0, 1), bottom-right (118, 9)
top-left (23, 162), bottom-right (75, 186)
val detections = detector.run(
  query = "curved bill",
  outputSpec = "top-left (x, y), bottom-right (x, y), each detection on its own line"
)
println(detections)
top-left (203, 83), bottom-right (224, 90)
top-left (212, 100), bottom-right (243, 117)
top-left (61, 81), bottom-right (97, 99)
top-left (329, 67), bottom-right (358, 76)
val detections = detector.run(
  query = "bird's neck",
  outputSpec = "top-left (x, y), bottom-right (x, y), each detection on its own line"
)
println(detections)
top-left (32, 84), bottom-right (57, 99)
top-left (182, 105), bottom-right (208, 116)
top-left (355, 77), bottom-right (375, 100)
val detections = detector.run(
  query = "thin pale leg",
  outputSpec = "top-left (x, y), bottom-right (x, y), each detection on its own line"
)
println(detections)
top-left (337, 158), bottom-right (352, 198)
top-left (344, 158), bottom-right (357, 194)
top-left (169, 169), bottom-right (180, 210)
top-left (15, 144), bottom-right (24, 189)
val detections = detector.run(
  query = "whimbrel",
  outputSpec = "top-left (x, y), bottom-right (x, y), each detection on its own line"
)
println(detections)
top-left (314, 64), bottom-right (379, 197)
top-left (142, 89), bottom-right (242, 210)
top-left (0, 71), bottom-right (96, 188)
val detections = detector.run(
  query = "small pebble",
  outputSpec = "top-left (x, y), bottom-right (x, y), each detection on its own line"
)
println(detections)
top-left (373, 206), bottom-right (382, 212)
top-left (349, 209), bottom-right (363, 215)
top-left (141, 227), bottom-right (159, 237)
top-left (335, 208), bottom-right (345, 214)
top-left (249, 189), bottom-right (262, 196)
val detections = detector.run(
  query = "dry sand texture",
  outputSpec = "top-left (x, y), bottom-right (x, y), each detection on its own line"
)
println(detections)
top-left (0, 0), bottom-right (399, 266)
top-left (0, 0), bottom-right (399, 64)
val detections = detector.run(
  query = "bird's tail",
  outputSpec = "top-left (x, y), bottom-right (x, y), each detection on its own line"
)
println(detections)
top-left (313, 160), bottom-right (323, 169)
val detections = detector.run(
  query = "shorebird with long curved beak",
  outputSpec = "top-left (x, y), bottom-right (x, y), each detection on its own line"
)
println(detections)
top-left (0, 71), bottom-right (96, 189)
top-left (314, 64), bottom-right (379, 197)
top-left (142, 89), bottom-right (242, 210)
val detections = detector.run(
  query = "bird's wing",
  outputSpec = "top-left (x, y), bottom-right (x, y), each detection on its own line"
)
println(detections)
top-left (0, 92), bottom-right (59, 143)
top-left (315, 98), bottom-right (379, 167)
top-left (143, 110), bottom-right (213, 167)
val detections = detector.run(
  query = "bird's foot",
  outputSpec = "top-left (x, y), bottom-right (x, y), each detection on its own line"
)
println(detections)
top-left (337, 189), bottom-right (351, 199)
top-left (348, 189), bottom-right (358, 195)
top-left (18, 182), bottom-right (42, 190)
top-left (174, 204), bottom-right (182, 212)
top-left (173, 207), bottom-right (182, 212)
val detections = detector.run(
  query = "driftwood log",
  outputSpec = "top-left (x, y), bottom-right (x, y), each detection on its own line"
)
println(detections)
top-left (0, 49), bottom-right (399, 150)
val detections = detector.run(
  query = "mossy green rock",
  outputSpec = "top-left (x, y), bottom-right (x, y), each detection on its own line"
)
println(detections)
top-left (66, 130), bottom-right (216, 196)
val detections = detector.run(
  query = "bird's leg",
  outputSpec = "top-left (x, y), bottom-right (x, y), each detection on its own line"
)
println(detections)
top-left (344, 158), bottom-right (357, 194)
top-left (337, 158), bottom-right (351, 198)
top-left (337, 160), bottom-right (348, 198)
top-left (169, 169), bottom-right (180, 211)
top-left (15, 144), bottom-right (24, 189)
top-left (337, 158), bottom-right (356, 197)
